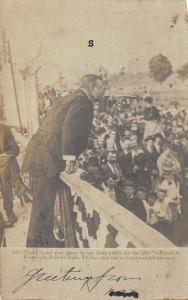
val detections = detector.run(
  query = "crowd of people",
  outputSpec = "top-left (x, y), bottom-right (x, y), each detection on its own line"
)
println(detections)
top-left (76, 95), bottom-right (188, 243)
top-left (1, 74), bottom-right (188, 246)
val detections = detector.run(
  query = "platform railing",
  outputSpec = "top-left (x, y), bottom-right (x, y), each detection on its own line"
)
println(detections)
top-left (60, 171), bottom-right (175, 248)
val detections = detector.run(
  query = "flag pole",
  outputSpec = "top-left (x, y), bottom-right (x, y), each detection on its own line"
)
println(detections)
top-left (7, 40), bottom-right (23, 129)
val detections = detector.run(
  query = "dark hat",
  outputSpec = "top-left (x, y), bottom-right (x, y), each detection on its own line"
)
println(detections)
top-left (147, 191), bottom-right (157, 199)
top-left (122, 135), bottom-right (130, 142)
top-left (86, 149), bottom-right (96, 156)
top-left (144, 96), bottom-right (153, 103)
top-left (137, 186), bottom-right (147, 193)
top-left (124, 180), bottom-right (136, 188)
top-left (144, 135), bottom-right (154, 142)
top-left (153, 133), bottom-right (163, 140)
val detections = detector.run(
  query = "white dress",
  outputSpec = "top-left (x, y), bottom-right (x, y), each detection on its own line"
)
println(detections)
top-left (160, 179), bottom-right (181, 216)
top-left (143, 200), bottom-right (159, 225)
top-left (154, 198), bottom-right (172, 222)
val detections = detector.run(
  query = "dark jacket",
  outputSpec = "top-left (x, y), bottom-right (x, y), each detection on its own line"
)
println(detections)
top-left (144, 148), bottom-right (158, 175)
top-left (0, 124), bottom-right (19, 156)
top-left (119, 194), bottom-right (146, 222)
top-left (154, 145), bottom-right (164, 159)
top-left (143, 106), bottom-right (160, 121)
top-left (0, 124), bottom-right (20, 176)
top-left (118, 151), bottom-right (132, 178)
top-left (102, 162), bottom-right (122, 182)
top-left (22, 89), bottom-right (93, 179)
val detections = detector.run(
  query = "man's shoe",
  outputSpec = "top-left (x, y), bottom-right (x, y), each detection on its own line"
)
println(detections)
top-left (4, 220), bottom-right (14, 228)
top-left (6, 210), bottom-right (18, 224)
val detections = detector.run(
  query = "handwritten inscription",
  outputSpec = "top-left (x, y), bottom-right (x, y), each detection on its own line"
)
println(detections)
top-left (13, 266), bottom-right (141, 295)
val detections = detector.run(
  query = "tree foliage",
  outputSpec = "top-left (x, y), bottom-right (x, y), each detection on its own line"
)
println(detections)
top-left (149, 54), bottom-right (173, 83)
top-left (177, 63), bottom-right (188, 81)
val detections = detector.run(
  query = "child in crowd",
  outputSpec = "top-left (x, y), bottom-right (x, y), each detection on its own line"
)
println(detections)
top-left (154, 188), bottom-right (174, 241)
top-left (143, 191), bottom-right (158, 226)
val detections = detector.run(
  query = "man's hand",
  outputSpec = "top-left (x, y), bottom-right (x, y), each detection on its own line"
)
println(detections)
top-left (65, 160), bottom-right (77, 174)
top-left (152, 169), bottom-right (158, 176)
top-left (0, 152), bottom-right (11, 157)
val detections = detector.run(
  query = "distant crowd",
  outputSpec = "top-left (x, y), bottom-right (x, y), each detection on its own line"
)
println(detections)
top-left (77, 95), bottom-right (188, 243)
top-left (38, 86), bottom-right (188, 243)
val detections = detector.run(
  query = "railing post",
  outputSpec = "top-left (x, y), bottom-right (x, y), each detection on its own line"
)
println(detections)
top-left (59, 182), bottom-right (78, 248)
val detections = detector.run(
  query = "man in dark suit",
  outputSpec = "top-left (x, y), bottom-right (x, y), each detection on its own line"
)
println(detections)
top-left (144, 136), bottom-right (158, 174)
top-left (0, 124), bottom-right (31, 226)
top-left (153, 133), bottom-right (164, 159)
top-left (22, 74), bottom-right (105, 247)
top-left (118, 136), bottom-right (132, 178)
top-left (118, 181), bottom-right (147, 222)
top-left (143, 96), bottom-right (160, 121)
top-left (102, 151), bottom-right (122, 182)
top-left (102, 151), bottom-right (124, 202)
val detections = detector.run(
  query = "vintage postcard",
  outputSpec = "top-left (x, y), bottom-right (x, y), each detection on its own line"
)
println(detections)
top-left (0, 0), bottom-right (188, 299)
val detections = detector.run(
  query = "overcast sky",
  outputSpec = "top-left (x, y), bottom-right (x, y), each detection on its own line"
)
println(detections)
top-left (2, 0), bottom-right (188, 84)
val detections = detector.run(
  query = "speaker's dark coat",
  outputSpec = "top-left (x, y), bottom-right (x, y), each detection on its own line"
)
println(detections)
top-left (22, 89), bottom-right (93, 247)
top-left (22, 89), bottom-right (93, 179)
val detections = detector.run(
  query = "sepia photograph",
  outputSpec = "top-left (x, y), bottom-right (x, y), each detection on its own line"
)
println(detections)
top-left (1, 0), bottom-right (188, 250)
